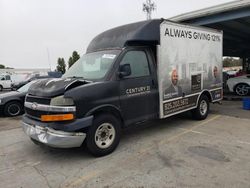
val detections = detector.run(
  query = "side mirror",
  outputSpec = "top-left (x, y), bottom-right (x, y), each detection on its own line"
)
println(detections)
top-left (119, 64), bottom-right (131, 78)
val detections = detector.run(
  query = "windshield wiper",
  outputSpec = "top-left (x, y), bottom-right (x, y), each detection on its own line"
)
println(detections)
top-left (65, 76), bottom-right (92, 82)
top-left (67, 76), bottom-right (85, 79)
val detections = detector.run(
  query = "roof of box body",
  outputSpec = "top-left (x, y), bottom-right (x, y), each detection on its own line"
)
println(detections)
top-left (86, 19), bottom-right (162, 53)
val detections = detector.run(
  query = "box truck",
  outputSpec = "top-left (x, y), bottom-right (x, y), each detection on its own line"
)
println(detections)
top-left (22, 20), bottom-right (223, 156)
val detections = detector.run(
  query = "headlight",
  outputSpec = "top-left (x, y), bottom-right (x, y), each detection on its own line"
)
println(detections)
top-left (50, 95), bottom-right (74, 106)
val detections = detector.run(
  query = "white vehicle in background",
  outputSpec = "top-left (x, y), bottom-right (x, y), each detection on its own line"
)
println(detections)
top-left (225, 70), bottom-right (237, 77)
top-left (0, 74), bottom-right (12, 91)
top-left (227, 75), bottom-right (250, 96)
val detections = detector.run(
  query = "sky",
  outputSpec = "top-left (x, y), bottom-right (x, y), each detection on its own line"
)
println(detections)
top-left (0, 0), bottom-right (233, 70)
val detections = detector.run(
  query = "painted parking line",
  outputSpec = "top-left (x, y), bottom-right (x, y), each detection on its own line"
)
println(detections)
top-left (237, 140), bottom-right (250, 145)
top-left (138, 115), bottom-right (221, 155)
top-left (158, 115), bottom-right (221, 145)
top-left (64, 170), bottom-right (101, 188)
top-left (178, 116), bottom-right (250, 147)
top-left (64, 115), bottom-right (221, 187)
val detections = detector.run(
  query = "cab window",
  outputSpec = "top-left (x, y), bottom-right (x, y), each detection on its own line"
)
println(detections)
top-left (5, 75), bottom-right (11, 80)
top-left (120, 51), bottom-right (150, 78)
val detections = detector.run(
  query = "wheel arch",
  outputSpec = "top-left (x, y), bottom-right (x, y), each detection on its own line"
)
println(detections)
top-left (197, 90), bottom-right (212, 105)
top-left (4, 99), bottom-right (23, 107)
top-left (85, 105), bottom-right (124, 127)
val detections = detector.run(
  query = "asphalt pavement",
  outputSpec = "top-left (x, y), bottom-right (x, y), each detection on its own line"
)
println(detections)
top-left (0, 101), bottom-right (250, 188)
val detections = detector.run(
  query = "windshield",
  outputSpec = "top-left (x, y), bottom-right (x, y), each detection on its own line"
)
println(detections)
top-left (17, 80), bottom-right (37, 93)
top-left (63, 50), bottom-right (121, 80)
top-left (11, 74), bottom-right (29, 83)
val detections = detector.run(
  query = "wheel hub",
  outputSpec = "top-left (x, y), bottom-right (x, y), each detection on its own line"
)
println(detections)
top-left (236, 85), bottom-right (248, 96)
top-left (95, 123), bottom-right (115, 149)
top-left (100, 131), bottom-right (107, 138)
top-left (99, 128), bottom-right (109, 141)
top-left (8, 104), bottom-right (20, 116)
top-left (200, 100), bottom-right (208, 116)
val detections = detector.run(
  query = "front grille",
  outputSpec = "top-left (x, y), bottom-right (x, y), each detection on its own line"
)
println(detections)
top-left (25, 108), bottom-right (44, 120)
top-left (25, 107), bottom-right (68, 120)
top-left (25, 95), bottom-right (51, 120)
top-left (25, 95), bottom-right (76, 121)
top-left (26, 94), bottom-right (51, 105)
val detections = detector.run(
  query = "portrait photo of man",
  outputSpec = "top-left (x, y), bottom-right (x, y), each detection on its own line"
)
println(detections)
top-left (163, 69), bottom-right (182, 100)
top-left (212, 66), bottom-right (221, 85)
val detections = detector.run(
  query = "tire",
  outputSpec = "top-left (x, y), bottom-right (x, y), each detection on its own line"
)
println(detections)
top-left (192, 95), bottom-right (209, 120)
top-left (4, 101), bottom-right (22, 117)
top-left (0, 85), bottom-right (3, 92)
top-left (86, 113), bottom-right (121, 157)
top-left (234, 83), bottom-right (249, 96)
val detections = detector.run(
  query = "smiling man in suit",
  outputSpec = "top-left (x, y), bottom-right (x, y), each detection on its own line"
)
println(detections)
top-left (164, 69), bottom-right (182, 100)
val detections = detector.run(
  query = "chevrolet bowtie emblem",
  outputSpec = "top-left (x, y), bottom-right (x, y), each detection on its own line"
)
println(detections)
top-left (31, 102), bottom-right (38, 110)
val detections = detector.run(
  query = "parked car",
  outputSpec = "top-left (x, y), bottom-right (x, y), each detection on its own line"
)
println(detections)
top-left (11, 75), bottom-right (52, 90)
top-left (0, 74), bottom-right (12, 91)
top-left (0, 80), bottom-right (37, 116)
top-left (11, 72), bottom-right (62, 90)
top-left (227, 75), bottom-right (250, 96)
top-left (224, 70), bottom-right (237, 77)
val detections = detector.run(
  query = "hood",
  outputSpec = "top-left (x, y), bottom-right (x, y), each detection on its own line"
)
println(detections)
top-left (28, 78), bottom-right (91, 97)
top-left (0, 91), bottom-right (21, 99)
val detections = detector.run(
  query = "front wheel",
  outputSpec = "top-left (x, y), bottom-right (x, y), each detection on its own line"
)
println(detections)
top-left (235, 84), bottom-right (249, 96)
top-left (4, 101), bottom-right (22, 117)
top-left (192, 95), bottom-right (209, 120)
top-left (86, 114), bottom-right (121, 157)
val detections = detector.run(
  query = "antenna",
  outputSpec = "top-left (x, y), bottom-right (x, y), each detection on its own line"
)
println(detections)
top-left (46, 47), bottom-right (52, 71)
top-left (143, 0), bottom-right (156, 20)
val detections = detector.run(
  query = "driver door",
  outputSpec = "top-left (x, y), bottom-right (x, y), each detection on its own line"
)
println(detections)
top-left (119, 49), bottom-right (157, 126)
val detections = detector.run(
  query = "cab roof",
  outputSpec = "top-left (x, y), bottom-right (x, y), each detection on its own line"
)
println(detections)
top-left (86, 19), bottom-right (162, 53)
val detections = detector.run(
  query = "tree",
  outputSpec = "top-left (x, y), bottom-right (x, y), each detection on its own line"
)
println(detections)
top-left (72, 51), bottom-right (80, 62)
top-left (0, 64), bottom-right (5, 69)
top-left (56, 58), bottom-right (66, 74)
top-left (68, 57), bottom-right (74, 69)
top-left (68, 51), bottom-right (80, 69)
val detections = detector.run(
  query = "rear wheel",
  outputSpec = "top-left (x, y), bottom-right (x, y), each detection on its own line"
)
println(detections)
top-left (86, 114), bottom-right (121, 157)
top-left (235, 83), bottom-right (249, 96)
top-left (4, 101), bottom-right (22, 117)
top-left (0, 85), bottom-right (3, 91)
top-left (192, 95), bottom-right (209, 120)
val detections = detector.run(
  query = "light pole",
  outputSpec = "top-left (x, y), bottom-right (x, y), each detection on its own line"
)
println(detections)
top-left (143, 0), bottom-right (156, 20)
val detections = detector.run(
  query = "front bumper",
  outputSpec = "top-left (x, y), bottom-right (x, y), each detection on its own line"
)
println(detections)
top-left (22, 122), bottom-right (86, 148)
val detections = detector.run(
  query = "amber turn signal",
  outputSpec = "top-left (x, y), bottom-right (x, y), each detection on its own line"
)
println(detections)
top-left (41, 114), bottom-right (74, 122)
